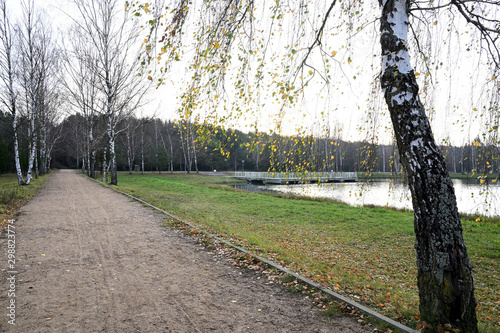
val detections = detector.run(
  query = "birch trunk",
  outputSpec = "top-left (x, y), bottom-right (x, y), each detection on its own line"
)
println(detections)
top-left (105, 74), bottom-right (118, 185)
top-left (45, 129), bottom-right (57, 173)
top-left (186, 124), bottom-right (192, 173)
top-left (39, 117), bottom-right (47, 175)
top-left (126, 128), bottom-right (133, 174)
top-left (102, 146), bottom-right (107, 182)
top-left (379, 0), bottom-right (478, 331)
top-left (86, 132), bottom-right (91, 177)
top-left (155, 120), bottom-right (159, 173)
top-left (13, 116), bottom-right (23, 185)
top-left (180, 121), bottom-right (188, 174)
top-left (108, 124), bottom-right (117, 185)
top-left (141, 123), bottom-right (145, 175)
top-left (191, 129), bottom-right (198, 173)
top-left (166, 123), bottom-right (174, 173)
top-left (90, 145), bottom-right (96, 178)
top-left (19, 1), bottom-right (38, 185)
top-left (25, 114), bottom-right (37, 185)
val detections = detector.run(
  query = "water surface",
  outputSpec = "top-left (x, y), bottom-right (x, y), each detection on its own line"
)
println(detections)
top-left (236, 179), bottom-right (500, 217)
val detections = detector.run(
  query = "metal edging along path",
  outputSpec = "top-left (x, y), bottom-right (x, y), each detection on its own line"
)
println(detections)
top-left (90, 175), bottom-right (417, 333)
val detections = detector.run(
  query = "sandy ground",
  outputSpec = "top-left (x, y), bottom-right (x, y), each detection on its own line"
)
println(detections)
top-left (0, 170), bottom-right (369, 332)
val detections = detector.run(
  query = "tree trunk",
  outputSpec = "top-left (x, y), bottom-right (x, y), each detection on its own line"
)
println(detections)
top-left (106, 83), bottom-right (117, 184)
top-left (1, 1), bottom-right (23, 184)
top-left (90, 146), bottom-right (96, 178)
top-left (39, 118), bottom-right (47, 175)
top-left (379, 0), bottom-right (478, 331)
top-left (155, 119), bottom-right (159, 173)
top-left (34, 143), bottom-right (38, 179)
top-left (102, 146), bottom-right (107, 182)
top-left (87, 143), bottom-right (91, 177)
top-left (13, 115), bottom-right (24, 185)
top-left (25, 115), bottom-right (37, 185)
top-left (166, 123), bottom-right (174, 173)
top-left (192, 131), bottom-right (199, 173)
top-left (108, 130), bottom-right (117, 185)
top-left (180, 121), bottom-right (188, 174)
top-left (46, 129), bottom-right (57, 174)
top-left (141, 123), bottom-right (145, 175)
top-left (126, 127), bottom-right (133, 175)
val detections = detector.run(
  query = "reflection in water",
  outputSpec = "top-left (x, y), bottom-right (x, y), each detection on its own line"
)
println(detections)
top-left (236, 179), bottom-right (500, 217)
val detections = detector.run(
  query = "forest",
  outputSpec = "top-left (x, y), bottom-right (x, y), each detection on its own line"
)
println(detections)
top-left (1, 111), bottom-right (499, 177)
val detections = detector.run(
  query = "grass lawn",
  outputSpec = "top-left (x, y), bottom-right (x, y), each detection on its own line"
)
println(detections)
top-left (0, 173), bottom-right (51, 231)
top-left (114, 172), bottom-right (499, 331)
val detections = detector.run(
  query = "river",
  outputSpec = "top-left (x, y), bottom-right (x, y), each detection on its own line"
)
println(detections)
top-left (235, 178), bottom-right (500, 217)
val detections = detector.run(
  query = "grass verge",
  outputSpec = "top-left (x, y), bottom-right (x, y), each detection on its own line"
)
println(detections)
top-left (116, 172), bottom-right (499, 332)
top-left (0, 172), bottom-right (52, 232)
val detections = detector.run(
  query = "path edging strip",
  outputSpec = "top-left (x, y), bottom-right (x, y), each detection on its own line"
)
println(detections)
top-left (89, 175), bottom-right (417, 333)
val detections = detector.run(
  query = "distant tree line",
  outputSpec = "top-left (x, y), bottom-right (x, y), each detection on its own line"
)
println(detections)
top-left (2, 113), bottom-right (498, 177)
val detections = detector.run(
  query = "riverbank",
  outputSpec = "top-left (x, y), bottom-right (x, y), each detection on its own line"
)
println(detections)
top-left (116, 172), bottom-right (499, 331)
top-left (358, 172), bottom-right (498, 182)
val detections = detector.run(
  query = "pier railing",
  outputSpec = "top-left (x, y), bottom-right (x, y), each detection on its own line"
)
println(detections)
top-left (234, 171), bottom-right (358, 184)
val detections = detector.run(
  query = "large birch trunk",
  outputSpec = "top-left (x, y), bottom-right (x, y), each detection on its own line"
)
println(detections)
top-left (379, 0), bottom-right (478, 331)
top-left (106, 79), bottom-right (117, 184)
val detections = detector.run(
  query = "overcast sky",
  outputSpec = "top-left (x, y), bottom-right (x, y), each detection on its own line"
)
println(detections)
top-left (8, 0), bottom-right (497, 146)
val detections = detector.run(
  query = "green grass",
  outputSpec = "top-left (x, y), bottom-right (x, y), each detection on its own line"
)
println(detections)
top-left (0, 173), bottom-right (51, 231)
top-left (115, 172), bottom-right (500, 331)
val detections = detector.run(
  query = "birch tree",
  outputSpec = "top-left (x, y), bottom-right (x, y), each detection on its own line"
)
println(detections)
top-left (72, 0), bottom-right (150, 185)
top-left (61, 26), bottom-right (102, 178)
top-left (17, 0), bottom-right (40, 185)
top-left (12, 0), bottom-right (59, 183)
top-left (0, 0), bottom-right (23, 184)
top-left (379, 0), bottom-right (477, 330)
top-left (35, 21), bottom-right (60, 176)
top-left (133, 0), bottom-right (499, 331)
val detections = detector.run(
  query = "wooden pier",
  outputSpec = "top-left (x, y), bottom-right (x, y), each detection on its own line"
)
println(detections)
top-left (234, 172), bottom-right (358, 184)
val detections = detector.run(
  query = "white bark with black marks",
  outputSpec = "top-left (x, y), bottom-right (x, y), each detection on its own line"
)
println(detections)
top-left (72, 0), bottom-right (150, 185)
top-left (0, 0), bottom-right (23, 184)
top-left (380, 0), bottom-right (478, 330)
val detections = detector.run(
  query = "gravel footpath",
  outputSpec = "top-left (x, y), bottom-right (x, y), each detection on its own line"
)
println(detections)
top-left (0, 169), bottom-right (369, 332)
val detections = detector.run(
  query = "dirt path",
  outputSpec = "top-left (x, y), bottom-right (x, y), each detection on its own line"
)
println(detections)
top-left (0, 170), bottom-right (368, 332)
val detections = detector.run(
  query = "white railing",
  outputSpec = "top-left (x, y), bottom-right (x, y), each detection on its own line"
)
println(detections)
top-left (234, 171), bottom-right (358, 180)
